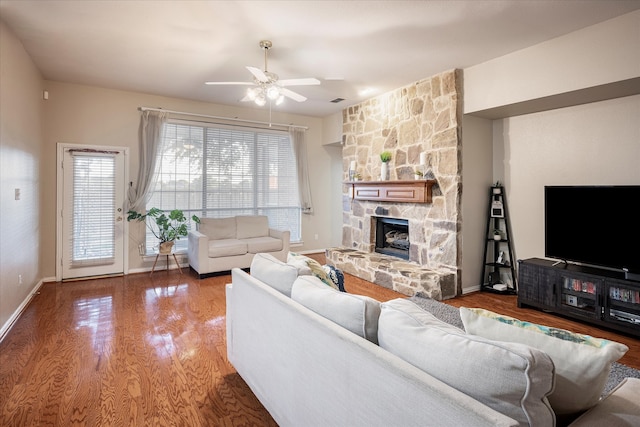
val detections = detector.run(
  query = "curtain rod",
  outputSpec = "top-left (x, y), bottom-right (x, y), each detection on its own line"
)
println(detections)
top-left (138, 107), bottom-right (308, 130)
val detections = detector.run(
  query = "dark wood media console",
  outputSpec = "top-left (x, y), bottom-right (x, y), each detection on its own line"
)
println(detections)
top-left (518, 258), bottom-right (640, 338)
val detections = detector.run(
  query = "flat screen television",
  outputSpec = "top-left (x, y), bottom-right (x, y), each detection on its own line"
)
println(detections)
top-left (545, 185), bottom-right (640, 276)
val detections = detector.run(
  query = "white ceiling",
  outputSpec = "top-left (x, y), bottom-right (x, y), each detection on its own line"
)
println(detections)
top-left (2, 0), bottom-right (639, 117)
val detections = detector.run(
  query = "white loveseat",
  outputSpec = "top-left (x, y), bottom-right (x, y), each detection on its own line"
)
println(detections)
top-left (187, 215), bottom-right (289, 278)
top-left (226, 253), bottom-right (640, 427)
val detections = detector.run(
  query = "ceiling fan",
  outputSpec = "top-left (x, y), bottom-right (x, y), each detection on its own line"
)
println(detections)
top-left (205, 40), bottom-right (320, 106)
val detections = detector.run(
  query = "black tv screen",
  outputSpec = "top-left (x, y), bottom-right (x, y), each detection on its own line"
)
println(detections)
top-left (545, 185), bottom-right (640, 274)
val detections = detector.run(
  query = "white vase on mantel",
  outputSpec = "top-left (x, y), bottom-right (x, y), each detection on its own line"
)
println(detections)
top-left (381, 162), bottom-right (389, 180)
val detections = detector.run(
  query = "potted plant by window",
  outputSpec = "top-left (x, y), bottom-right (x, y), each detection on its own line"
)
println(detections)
top-left (127, 207), bottom-right (200, 254)
top-left (380, 151), bottom-right (392, 180)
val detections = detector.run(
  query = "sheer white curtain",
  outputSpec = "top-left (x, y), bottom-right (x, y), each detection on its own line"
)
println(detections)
top-left (127, 110), bottom-right (167, 212)
top-left (289, 127), bottom-right (313, 214)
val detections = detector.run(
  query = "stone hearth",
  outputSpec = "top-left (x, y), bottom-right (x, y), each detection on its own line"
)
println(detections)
top-left (326, 247), bottom-right (456, 300)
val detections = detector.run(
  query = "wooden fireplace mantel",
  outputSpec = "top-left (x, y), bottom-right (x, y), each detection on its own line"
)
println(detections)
top-left (345, 180), bottom-right (436, 203)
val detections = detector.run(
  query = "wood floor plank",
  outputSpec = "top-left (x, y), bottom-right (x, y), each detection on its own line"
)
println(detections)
top-left (1, 254), bottom-right (639, 426)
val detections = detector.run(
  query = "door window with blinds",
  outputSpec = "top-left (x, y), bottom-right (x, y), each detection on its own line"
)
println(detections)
top-left (71, 153), bottom-right (117, 265)
top-left (145, 121), bottom-right (301, 253)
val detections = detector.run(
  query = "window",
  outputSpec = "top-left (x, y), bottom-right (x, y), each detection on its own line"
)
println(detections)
top-left (145, 121), bottom-right (301, 252)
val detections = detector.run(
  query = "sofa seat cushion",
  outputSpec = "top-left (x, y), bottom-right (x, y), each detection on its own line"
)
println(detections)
top-left (460, 307), bottom-right (629, 416)
top-left (207, 239), bottom-right (247, 258)
top-left (245, 236), bottom-right (283, 254)
top-left (291, 275), bottom-right (381, 343)
top-left (378, 299), bottom-right (555, 427)
top-left (236, 215), bottom-right (269, 239)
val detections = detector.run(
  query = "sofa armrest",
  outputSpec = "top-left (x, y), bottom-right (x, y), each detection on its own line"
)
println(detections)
top-left (269, 228), bottom-right (290, 257)
top-left (188, 230), bottom-right (209, 274)
top-left (569, 377), bottom-right (640, 426)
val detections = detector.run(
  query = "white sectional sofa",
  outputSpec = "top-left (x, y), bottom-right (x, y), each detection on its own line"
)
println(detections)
top-left (187, 215), bottom-right (289, 278)
top-left (226, 253), bottom-right (640, 427)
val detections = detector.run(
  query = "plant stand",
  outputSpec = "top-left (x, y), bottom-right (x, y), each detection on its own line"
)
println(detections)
top-left (151, 252), bottom-right (182, 275)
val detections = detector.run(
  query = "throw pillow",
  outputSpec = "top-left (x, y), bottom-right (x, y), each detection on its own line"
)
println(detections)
top-left (287, 252), bottom-right (341, 291)
top-left (291, 275), bottom-right (380, 343)
top-left (460, 307), bottom-right (629, 416)
top-left (378, 299), bottom-right (555, 427)
top-left (322, 264), bottom-right (345, 292)
top-left (249, 253), bottom-right (298, 297)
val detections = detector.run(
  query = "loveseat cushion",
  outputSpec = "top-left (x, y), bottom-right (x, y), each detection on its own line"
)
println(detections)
top-left (460, 307), bottom-right (629, 416)
top-left (250, 252), bottom-right (298, 297)
top-left (208, 239), bottom-right (247, 258)
top-left (199, 217), bottom-right (237, 240)
top-left (378, 299), bottom-right (555, 427)
top-left (244, 236), bottom-right (283, 254)
top-left (236, 215), bottom-right (269, 239)
top-left (291, 275), bottom-right (381, 343)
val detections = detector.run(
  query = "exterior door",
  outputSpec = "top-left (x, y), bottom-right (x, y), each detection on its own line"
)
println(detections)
top-left (58, 144), bottom-right (127, 280)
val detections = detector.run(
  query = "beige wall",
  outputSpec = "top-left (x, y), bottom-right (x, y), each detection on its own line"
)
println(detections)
top-left (40, 81), bottom-right (334, 276)
top-left (0, 21), bottom-right (44, 333)
top-left (496, 94), bottom-right (640, 267)
top-left (464, 11), bottom-right (640, 115)
top-left (460, 115), bottom-right (493, 292)
top-left (459, 10), bottom-right (640, 293)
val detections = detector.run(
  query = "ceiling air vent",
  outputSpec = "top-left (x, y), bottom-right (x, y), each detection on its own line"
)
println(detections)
top-left (330, 98), bottom-right (345, 103)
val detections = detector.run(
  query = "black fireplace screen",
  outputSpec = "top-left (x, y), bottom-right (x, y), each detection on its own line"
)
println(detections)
top-left (375, 217), bottom-right (409, 260)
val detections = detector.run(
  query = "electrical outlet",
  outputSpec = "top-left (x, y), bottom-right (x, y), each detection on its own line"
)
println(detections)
top-left (18, 274), bottom-right (23, 285)
top-left (314, 234), bottom-right (319, 240)
top-left (138, 243), bottom-right (145, 255)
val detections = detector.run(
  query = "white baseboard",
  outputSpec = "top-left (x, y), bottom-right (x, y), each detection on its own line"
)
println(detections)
top-left (0, 279), bottom-right (46, 343)
top-left (462, 285), bottom-right (481, 294)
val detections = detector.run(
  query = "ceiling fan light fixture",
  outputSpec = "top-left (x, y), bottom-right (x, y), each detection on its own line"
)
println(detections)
top-left (207, 40), bottom-right (318, 107)
top-left (267, 85), bottom-right (281, 100)
top-left (255, 94), bottom-right (267, 106)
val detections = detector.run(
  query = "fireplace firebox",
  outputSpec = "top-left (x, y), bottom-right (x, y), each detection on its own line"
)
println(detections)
top-left (375, 217), bottom-right (409, 260)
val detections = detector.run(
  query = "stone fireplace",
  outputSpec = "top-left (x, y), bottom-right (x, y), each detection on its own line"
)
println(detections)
top-left (326, 69), bottom-right (462, 300)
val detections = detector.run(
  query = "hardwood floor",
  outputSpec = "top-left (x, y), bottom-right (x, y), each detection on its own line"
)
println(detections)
top-left (1, 256), bottom-right (638, 425)
top-left (0, 271), bottom-right (277, 426)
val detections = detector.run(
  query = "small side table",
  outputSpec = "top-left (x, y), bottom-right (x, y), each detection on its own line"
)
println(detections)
top-left (150, 252), bottom-right (182, 275)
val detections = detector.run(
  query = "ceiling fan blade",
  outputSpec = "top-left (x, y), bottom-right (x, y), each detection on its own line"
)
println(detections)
top-left (205, 81), bottom-right (254, 85)
top-left (246, 66), bottom-right (269, 83)
top-left (281, 88), bottom-right (307, 102)
top-left (278, 77), bottom-right (321, 87)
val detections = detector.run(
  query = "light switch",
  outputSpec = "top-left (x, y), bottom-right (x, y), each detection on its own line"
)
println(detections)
top-left (15, 188), bottom-right (20, 200)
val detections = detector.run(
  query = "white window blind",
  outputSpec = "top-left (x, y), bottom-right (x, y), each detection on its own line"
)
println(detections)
top-left (145, 121), bottom-right (300, 253)
top-left (71, 153), bottom-right (116, 266)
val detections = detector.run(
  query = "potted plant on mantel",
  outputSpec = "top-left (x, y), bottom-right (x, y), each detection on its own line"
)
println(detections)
top-left (380, 151), bottom-right (392, 181)
top-left (127, 207), bottom-right (200, 254)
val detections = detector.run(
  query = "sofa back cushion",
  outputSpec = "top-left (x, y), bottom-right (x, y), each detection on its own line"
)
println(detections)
top-left (199, 217), bottom-right (236, 240)
top-left (236, 215), bottom-right (269, 239)
top-left (250, 253), bottom-right (298, 297)
top-left (460, 307), bottom-right (629, 416)
top-left (291, 275), bottom-right (381, 344)
top-left (378, 299), bottom-right (555, 427)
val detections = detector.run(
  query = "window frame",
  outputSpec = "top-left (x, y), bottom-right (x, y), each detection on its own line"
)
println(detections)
top-left (143, 119), bottom-right (301, 254)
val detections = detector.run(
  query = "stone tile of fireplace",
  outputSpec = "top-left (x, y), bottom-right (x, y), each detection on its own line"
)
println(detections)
top-left (325, 247), bottom-right (456, 301)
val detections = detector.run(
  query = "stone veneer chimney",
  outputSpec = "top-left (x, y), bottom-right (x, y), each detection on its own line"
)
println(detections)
top-left (340, 69), bottom-right (462, 293)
